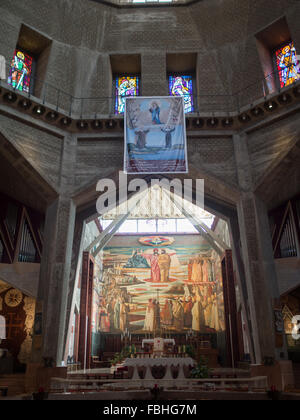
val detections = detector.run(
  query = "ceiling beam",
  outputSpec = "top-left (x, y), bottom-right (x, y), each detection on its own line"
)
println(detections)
top-left (165, 191), bottom-right (224, 256)
top-left (89, 190), bottom-right (148, 257)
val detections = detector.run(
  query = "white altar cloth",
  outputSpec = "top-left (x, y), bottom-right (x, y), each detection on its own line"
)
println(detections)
top-left (124, 357), bottom-right (195, 382)
top-left (124, 357), bottom-right (194, 367)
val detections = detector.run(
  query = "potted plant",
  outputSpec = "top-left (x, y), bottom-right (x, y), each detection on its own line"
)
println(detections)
top-left (191, 356), bottom-right (211, 379)
top-left (185, 345), bottom-right (195, 359)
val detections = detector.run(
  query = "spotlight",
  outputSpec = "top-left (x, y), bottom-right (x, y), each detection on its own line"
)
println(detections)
top-left (278, 93), bottom-right (292, 104)
top-left (46, 111), bottom-right (58, 122)
top-left (193, 118), bottom-right (204, 128)
top-left (251, 107), bottom-right (263, 117)
top-left (238, 113), bottom-right (250, 123)
top-left (32, 105), bottom-right (45, 116)
top-left (105, 120), bottom-right (116, 129)
top-left (264, 100), bottom-right (277, 112)
top-left (222, 117), bottom-right (233, 127)
top-left (18, 98), bottom-right (32, 110)
top-left (60, 117), bottom-right (72, 127)
top-left (207, 117), bottom-right (218, 127)
top-left (92, 120), bottom-right (103, 129)
top-left (77, 120), bottom-right (88, 130)
top-left (4, 92), bottom-right (17, 103)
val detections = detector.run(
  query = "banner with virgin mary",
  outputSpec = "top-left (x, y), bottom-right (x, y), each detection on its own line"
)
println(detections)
top-left (124, 96), bottom-right (188, 174)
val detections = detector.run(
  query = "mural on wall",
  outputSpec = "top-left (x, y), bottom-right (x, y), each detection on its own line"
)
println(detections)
top-left (97, 237), bottom-right (225, 335)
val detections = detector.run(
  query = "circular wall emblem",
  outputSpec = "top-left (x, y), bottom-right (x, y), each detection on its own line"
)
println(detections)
top-left (5, 289), bottom-right (23, 308)
top-left (139, 236), bottom-right (174, 247)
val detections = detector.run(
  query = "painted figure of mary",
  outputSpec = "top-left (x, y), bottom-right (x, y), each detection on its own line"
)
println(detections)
top-left (114, 297), bottom-right (121, 330)
top-left (144, 299), bottom-right (155, 331)
top-left (149, 102), bottom-right (162, 125)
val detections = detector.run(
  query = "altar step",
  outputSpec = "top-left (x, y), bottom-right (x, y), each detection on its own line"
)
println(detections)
top-left (0, 374), bottom-right (25, 397)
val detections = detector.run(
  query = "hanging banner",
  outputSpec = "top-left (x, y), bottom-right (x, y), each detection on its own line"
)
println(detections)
top-left (124, 96), bottom-right (188, 174)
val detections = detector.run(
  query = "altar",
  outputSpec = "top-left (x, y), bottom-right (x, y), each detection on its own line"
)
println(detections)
top-left (124, 356), bottom-right (195, 382)
top-left (141, 337), bottom-right (175, 357)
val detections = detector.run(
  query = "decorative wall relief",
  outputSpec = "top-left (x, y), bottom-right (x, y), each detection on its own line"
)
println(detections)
top-left (18, 296), bottom-right (36, 364)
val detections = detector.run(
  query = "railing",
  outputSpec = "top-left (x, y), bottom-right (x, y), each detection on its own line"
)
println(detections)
top-left (90, 0), bottom-right (192, 6)
top-left (0, 54), bottom-right (299, 119)
top-left (50, 375), bottom-right (268, 393)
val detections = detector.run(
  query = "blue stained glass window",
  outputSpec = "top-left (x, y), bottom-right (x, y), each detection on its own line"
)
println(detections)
top-left (115, 76), bottom-right (140, 114)
top-left (168, 75), bottom-right (194, 113)
top-left (8, 50), bottom-right (33, 93)
top-left (275, 41), bottom-right (300, 88)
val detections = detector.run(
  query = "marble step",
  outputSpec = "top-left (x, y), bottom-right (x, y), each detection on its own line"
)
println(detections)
top-left (0, 374), bottom-right (26, 396)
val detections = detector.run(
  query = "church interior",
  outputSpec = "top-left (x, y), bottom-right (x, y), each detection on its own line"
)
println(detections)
top-left (0, 0), bottom-right (300, 401)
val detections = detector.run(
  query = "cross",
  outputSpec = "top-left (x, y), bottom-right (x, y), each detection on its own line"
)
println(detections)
top-left (5, 313), bottom-right (24, 339)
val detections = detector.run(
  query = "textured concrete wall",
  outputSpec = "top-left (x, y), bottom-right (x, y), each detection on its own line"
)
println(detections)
top-left (247, 114), bottom-right (300, 189)
top-left (0, 0), bottom-right (299, 111)
top-left (0, 0), bottom-right (299, 364)
top-left (0, 263), bottom-right (40, 298)
top-left (0, 114), bottom-right (63, 191)
top-left (276, 258), bottom-right (300, 296)
top-left (76, 138), bottom-right (123, 189)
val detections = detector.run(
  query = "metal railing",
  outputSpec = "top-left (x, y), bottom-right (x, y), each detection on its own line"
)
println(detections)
top-left (0, 54), bottom-right (299, 120)
top-left (91, 0), bottom-right (192, 6)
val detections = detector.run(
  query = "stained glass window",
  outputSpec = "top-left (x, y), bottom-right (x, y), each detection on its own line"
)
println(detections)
top-left (8, 50), bottom-right (33, 93)
top-left (275, 41), bottom-right (300, 88)
top-left (115, 76), bottom-right (139, 114)
top-left (168, 75), bottom-right (194, 113)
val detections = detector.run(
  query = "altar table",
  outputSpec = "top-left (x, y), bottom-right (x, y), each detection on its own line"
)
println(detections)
top-left (124, 357), bottom-right (195, 381)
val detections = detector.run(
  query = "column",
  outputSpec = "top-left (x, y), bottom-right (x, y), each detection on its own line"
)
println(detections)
top-left (63, 214), bottom-right (86, 361)
top-left (78, 252), bottom-right (94, 370)
top-left (32, 135), bottom-right (77, 366)
top-left (233, 133), bottom-right (287, 364)
top-left (237, 193), bottom-right (287, 363)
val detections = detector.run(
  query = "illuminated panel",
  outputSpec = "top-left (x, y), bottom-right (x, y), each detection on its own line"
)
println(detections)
top-left (115, 76), bottom-right (139, 114)
top-left (275, 41), bottom-right (300, 88)
top-left (8, 50), bottom-right (33, 93)
top-left (169, 75), bottom-right (194, 113)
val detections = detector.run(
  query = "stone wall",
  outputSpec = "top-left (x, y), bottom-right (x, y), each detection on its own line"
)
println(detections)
top-left (0, 0), bottom-right (299, 113)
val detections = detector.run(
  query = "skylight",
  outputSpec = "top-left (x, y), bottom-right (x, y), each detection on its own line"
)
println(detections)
top-left (100, 217), bottom-right (214, 234)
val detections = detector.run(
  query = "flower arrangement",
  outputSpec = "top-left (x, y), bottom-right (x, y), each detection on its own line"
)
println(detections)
top-left (190, 356), bottom-right (211, 379)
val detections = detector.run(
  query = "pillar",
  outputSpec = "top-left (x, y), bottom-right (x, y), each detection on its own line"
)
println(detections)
top-left (31, 135), bottom-right (77, 366)
top-left (78, 252), bottom-right (94, 370)
top-left (233, 133), bottom-right (287, 364)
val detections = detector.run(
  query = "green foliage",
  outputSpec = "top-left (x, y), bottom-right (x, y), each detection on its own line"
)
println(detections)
top-left (185, 345), bottom-right (195, 359)
top-left (110, 346), bottom-right (135, 365)
top-left (191, 356), bottom-right (211, 379)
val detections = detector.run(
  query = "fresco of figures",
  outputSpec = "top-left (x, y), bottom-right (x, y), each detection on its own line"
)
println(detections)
top-left (97, 237), bottom-right (225, 335)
